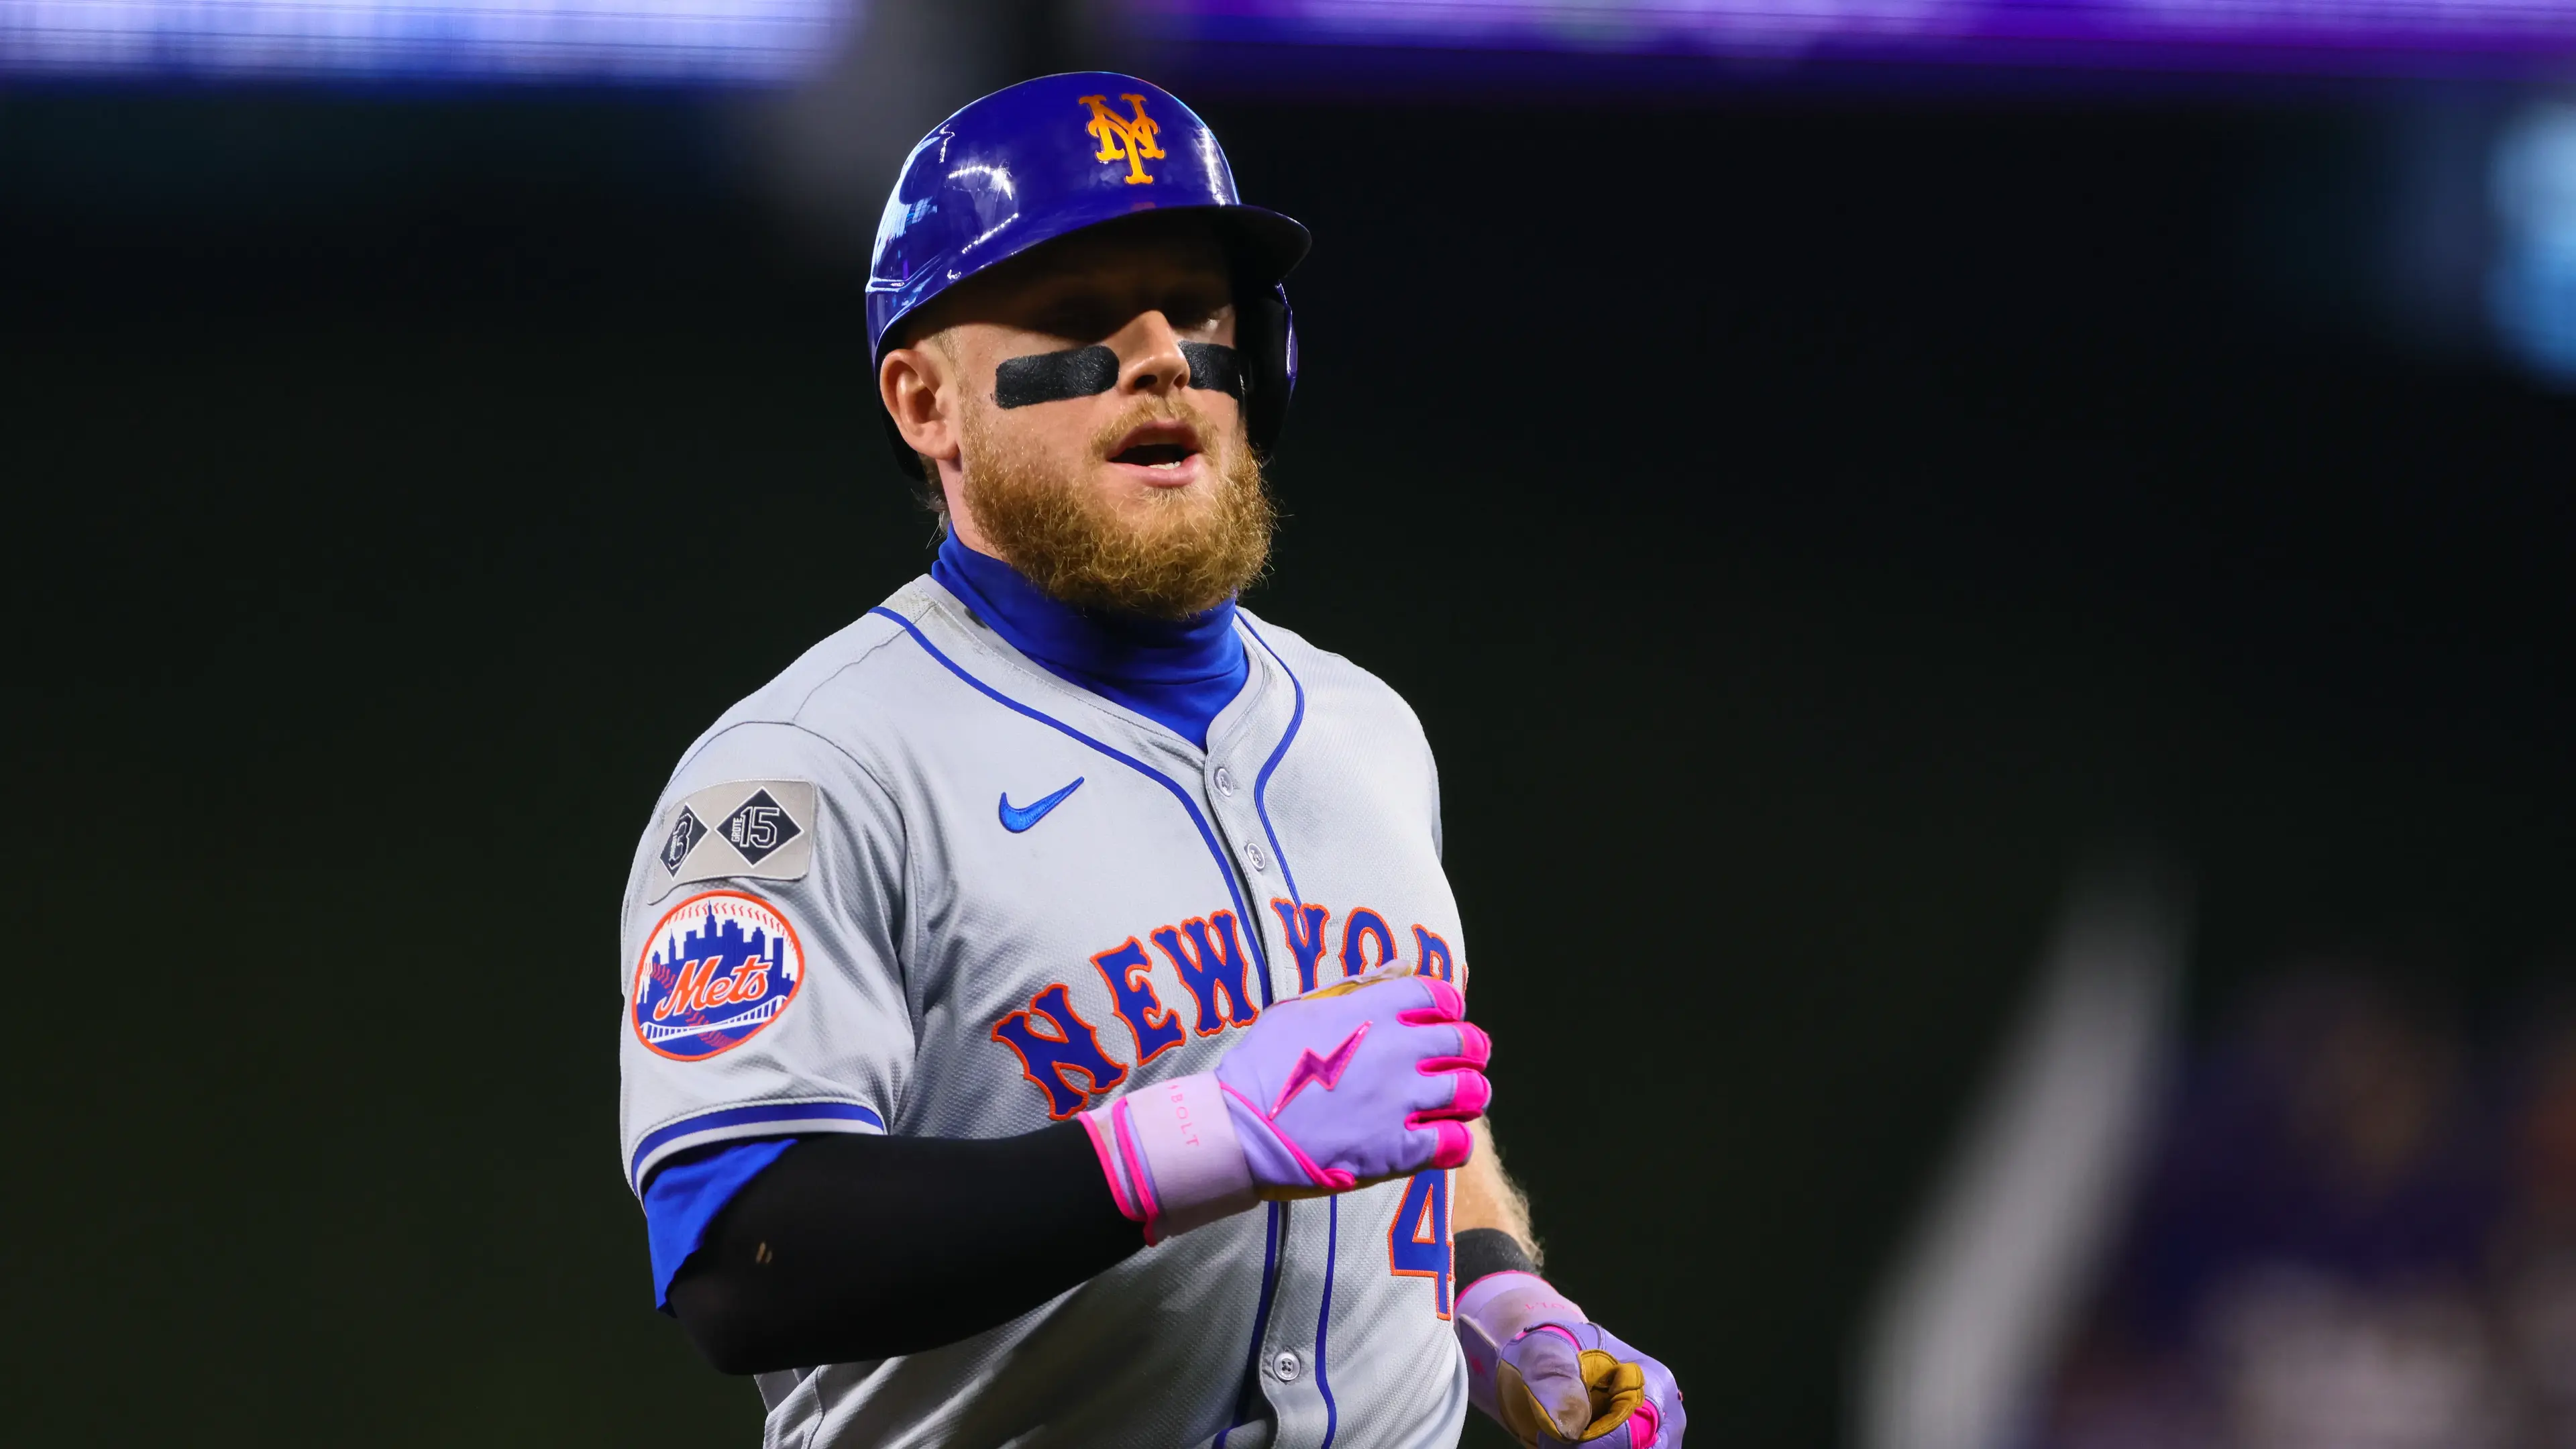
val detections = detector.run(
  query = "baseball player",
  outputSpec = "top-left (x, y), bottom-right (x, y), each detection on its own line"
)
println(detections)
top-left (617, 73), bottom-right (1684, 1449)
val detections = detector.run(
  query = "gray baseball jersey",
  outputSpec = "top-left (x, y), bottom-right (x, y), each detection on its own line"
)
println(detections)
top-left (617, 572), bottom-right (1474, 1449)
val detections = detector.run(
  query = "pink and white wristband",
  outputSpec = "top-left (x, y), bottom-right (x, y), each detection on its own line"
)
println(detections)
top-left (1079, 1072), bottom-right (1258, 1245)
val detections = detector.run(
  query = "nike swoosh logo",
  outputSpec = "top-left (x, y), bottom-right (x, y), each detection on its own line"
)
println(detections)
top-left (998, 776), bottom-right (1085, 833)
top-left (1268, 1021), bottom-right (1373, 1119)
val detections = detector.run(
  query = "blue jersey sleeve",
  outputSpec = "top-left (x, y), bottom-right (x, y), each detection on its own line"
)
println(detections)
top-left (643, 1138), bottom-right (798, 1309)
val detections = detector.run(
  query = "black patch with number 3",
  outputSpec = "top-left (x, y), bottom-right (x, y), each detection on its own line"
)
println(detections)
top-left (659, 806), bottom-right (707, 876)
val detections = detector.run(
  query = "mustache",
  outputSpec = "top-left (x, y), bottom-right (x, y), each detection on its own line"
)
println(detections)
top-left (1087, 396), bottom-right (1222, 460)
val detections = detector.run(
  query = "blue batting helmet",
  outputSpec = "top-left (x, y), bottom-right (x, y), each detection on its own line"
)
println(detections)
top-left (866, 72), bottom-right (1310, 479)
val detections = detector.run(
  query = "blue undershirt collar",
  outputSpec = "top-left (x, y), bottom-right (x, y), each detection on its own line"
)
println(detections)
top-left (930, 529), bottom-right (1249, 750)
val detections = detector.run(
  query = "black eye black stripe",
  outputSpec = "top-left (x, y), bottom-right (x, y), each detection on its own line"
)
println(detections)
top-left (991, 342), bottom-right (1251, 409)
top-left (1177, 343), bottom-right (1246, 400)
top-left (994, 345), bottom-right (1119, 409)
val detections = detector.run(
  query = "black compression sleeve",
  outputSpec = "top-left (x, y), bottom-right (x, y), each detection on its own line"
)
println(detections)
top-left (666, 1122), bottom-right (1142, 1373)
top-left (1454, 1227), bottom-right (1540, 1291)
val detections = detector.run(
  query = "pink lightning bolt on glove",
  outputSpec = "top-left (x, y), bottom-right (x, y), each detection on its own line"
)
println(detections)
top-left (1080, 973), bottom-right (1491, 1243)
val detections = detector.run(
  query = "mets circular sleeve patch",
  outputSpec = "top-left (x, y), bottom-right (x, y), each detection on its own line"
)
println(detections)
top-left (632, 890), bottom-right (806, 1061)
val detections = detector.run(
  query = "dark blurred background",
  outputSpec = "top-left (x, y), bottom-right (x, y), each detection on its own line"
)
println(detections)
top-left (5, 3), bottom-right (2574, 1444)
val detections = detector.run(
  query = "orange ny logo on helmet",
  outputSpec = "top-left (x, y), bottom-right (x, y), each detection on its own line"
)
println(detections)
top-left (1079, 93), bottom-right (1166, 185)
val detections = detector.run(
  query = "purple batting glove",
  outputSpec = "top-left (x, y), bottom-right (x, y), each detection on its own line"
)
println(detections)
top-left (1081, 973), bottom-right (1491, 1243)
top-left (1458, 1271), bottom-right (1686, 1449)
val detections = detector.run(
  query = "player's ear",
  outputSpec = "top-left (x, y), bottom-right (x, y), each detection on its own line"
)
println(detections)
top-left (880, 335), bottom-right (964, 468)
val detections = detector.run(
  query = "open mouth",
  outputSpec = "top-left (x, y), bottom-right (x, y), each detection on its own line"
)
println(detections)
top-left (1112, 443), bottom-right (1195, 468)
top-left (1108, 421), bottom-right (1203, 472)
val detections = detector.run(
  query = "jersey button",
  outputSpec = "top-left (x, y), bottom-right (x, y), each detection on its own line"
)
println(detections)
top-left (1244, 841), bottom-right (1267, 872)
top-left (1271, 1348), bottom-right (1301, 1383)
top-left (1214, 765), bottom-right (1236, 796)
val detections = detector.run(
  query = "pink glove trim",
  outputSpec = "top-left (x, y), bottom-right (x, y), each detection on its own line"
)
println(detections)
top-left (1111, 1098), bottom-right (1163, 1226)
top-left (1411, 1118), bottom-right (1475, 1169)
top-left (1415, 1018), bottom-right (1492, 1073)
top-left (1399, 977), bottom-right (1470, 1023)
top-left (1079, 1111), bottom-right (1142, 1226)
top-left (1460, 1073), bottom-right (1495, 1117)
top-left (1631, 1397), bottom-right (1663, 1449)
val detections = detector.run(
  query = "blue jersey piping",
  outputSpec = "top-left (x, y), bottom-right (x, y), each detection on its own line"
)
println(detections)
top-left (1233, 617), bottom-right (1320, 1442)
top-left (628, 1101), bottom-right (884, 1191)
top-left (1317, 1195), bottom-right (1340, 1447)
top-left (1240, 619), bottom-right (1311, 958)
top-left (1216, 1200), bottom-right (1285, 1448)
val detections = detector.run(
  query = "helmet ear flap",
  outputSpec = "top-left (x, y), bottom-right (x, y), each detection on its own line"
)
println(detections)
top-left (1240, 282), bottom-right (1299, 461)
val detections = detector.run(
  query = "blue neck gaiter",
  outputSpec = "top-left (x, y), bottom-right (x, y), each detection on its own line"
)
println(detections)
top-left (930, 529), bottom-right (1250, 750)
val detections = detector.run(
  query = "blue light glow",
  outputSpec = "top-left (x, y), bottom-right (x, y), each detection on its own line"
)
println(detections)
top-left (2489, 101), bottom-right (2576, 386)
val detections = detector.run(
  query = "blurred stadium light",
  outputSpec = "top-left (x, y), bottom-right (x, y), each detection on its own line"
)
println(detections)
top-left (37, 0), bottom-right (2573, 87)
top-left (1134, 0), bottom-right (2576, 80)
top-left (2353, 93), bottom-right (2576, 388)
top-left (1856, 867), bottom-right (2186, 1449)
top-left (738, 0), bottom-right (1046, 258)
top-left (2489, 99), bottom-right (2576, 384)
top-left (0, 0), bottom-right (855, 82)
